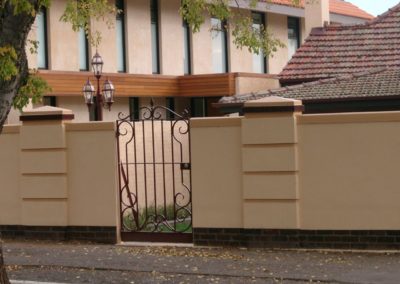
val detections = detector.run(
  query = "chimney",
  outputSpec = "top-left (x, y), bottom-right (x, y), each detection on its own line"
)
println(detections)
top-left (305, 0), bottom-right (330, 36)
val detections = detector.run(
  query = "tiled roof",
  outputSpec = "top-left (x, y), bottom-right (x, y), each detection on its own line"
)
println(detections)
top-left (220, 68), bottom-right (400, 103)
top-left (279, 4), bottom-right (400, 83)
top-left (268, 0), bottom-right (374, 19)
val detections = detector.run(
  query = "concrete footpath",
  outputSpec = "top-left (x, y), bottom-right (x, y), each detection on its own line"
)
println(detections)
top-left (3, 241), bottom-right (400, 284)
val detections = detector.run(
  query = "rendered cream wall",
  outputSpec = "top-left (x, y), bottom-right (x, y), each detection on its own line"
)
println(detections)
top-left (192, 13), bottom-right (213, 74)
top-left (7, 101), bottom-right (34, 125)
top-left (191, 106), bottom-right (400, 230)
top-left (0, 126), bottom-right (21, 224)
top-left (305, 0), bottom-right (330, 37)
top-left (229, 9), bottom-right (253, 73)
top-left (191, 118), bottom-right (243, 228)
top-left (103, 97), bottom-right (130, 121)
top-left (126, 0), bottom-right (152, 74)
top-left (0, 111), bottom-right (118, 228)
top-left (91, 0), bottom-right (118, 73)
top-left (7, 109), bottom-right (22, 125)
top-left (298, 114), bottom-right (400, 230)
top-left (160, 0), bottom-right (184, 75)
top-left (57, 97), bottom-right (129, 122)
top-left (57, 97), bottom-right (89, 122)
top-left (267, 13), bottom-right (289, 74)
top-left (236, 77), bottom-right (280, 94)
top-left (48, 0), bottom-right (79, 71)
top-left (66, 122), bottom-right (118, 226)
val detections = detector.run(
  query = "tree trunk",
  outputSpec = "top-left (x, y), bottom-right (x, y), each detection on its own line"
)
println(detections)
top-left (0, 1), bottom-right (38, 133)
top-left (0, 244), bottom-right (9, 284)
top-left (0, 2), bottom-right (39, 283)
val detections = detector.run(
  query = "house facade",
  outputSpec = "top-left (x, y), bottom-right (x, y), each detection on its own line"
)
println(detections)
top-left (6, 0), bottom-right (373, 123)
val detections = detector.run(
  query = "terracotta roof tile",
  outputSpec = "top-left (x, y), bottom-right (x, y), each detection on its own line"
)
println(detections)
top-left (279, 4), bottom-right (400, 83)
top-left (266, 0), bottom-right (374, 19)
top-left (221, 67), bottom-right (400, 103)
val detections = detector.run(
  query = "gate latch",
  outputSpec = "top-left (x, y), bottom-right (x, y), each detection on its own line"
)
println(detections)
top-left (181, 163), bottom-right (191, 170)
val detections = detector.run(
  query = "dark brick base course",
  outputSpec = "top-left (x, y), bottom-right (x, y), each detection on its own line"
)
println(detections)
top-left (193, 228), bottom-right (400, 249)
top-left (0, 226), bottom-right (117, 244)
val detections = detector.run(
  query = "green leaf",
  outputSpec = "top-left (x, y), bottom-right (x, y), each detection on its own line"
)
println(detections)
top-left (0, 46), bottom-right (18, 81)
top-left (13, 73), bottom-right (52, 111)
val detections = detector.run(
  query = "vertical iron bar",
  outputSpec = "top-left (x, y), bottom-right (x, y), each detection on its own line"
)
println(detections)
top-left (116, 121), bottom-right (124, 231)
top-left (133, 121), bottom-right (139, 230)
top-left (151, 117), bottom-right (158, 227)
top-left (170, 120), bottom-right (177, 230)
top-left (142, 120), bottom-right (148, 227)
top-left (161, 120), bottom-right (167, 223)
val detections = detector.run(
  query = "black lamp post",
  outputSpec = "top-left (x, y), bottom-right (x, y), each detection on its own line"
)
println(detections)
top-left (83, 51), bottom-right (115, 121)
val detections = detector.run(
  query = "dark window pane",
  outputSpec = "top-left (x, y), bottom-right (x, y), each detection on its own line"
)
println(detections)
top-left (36, 8), bottom-right (48, 69)
top-left (211, 18), bottom-right (228, 73)
top-left (183, 21), bottom-right (192, 75)
top-left (288, 17), bottom-right (300, 59)
top-left (78, 28), bottom-right (89, 71)
top-left (116, 0), bottom-right (126, 72)
top-left (129, 97), bottom-right (140, 120)
top-left (252, 12), bottom-right (267, 73)
top-left (43, 96), bottom-right (56, 107)
top-left (151, 0), bottom-right (160, 74)
top-left (191, 97), bottom-right (206, 117)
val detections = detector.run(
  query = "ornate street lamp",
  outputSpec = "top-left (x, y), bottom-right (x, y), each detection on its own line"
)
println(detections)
top-left (92, 51), bottom-right (104, 78)
top-left (102, 78), bottom-right (115, 109)
top-left (82, 51), bottom-right (114, 121)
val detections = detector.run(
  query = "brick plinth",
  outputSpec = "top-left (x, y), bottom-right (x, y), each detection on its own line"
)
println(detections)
top-left (193, 228), bottom-right (400, 249)
top-left (0, 226), bottom-right (117, 244)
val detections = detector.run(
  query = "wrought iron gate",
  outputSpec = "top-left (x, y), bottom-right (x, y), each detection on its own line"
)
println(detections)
top-left (116, 100), bottom-right (192, 242)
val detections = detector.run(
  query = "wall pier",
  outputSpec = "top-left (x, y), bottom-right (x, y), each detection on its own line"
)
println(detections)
top-left (241, 97), bottom-right (302, 229)
top-left (0, 106), bottom-right (118, 243)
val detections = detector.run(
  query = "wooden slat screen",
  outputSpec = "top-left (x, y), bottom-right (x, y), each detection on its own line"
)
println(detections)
top-left (38, 71), bottom-right (276, 98)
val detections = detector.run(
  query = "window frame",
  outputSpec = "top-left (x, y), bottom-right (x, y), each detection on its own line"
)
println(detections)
top-left (151, 0), bottom-right (161, 74)
top-left (211, 17), bottom-right (229, 74)
top-left (37, 7), bottom-right (49, 70)
top-left (78, 28), bottom-right (90, 71)
top-left (287, 16), bottom-right (301, 59)
top-left (252, 12), bottom-right (267, 74)
top-left (116, 0), bottom-right (127, 73)
top-left (183, 20), bottom-right (192, 75)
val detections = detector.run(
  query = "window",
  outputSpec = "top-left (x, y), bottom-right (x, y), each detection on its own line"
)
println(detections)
top-left (211, 18), bottom-right (228, 73)
top-left (129, 97), bottom-right (140, 120)
top-left (116, 0), bottom-right (126, 72)
top-left (36, 8), bottom-right (48, 69)
top-left (288, 17), bottom-right (300, 60)
top-left (151, 0), bottom-right (160, 74)
top-left (78, 28), bottom-right (89, 71)
top-left (166, 97), bottom-right (175, 119)
top-left (183, 21), bottom-right (192, 75)
top-left (191, 97), bottom-right (206, 117)
top-left (43, 96), bottom-right (56, 107)
top-left (252, 12), bottom-right (267, 73)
